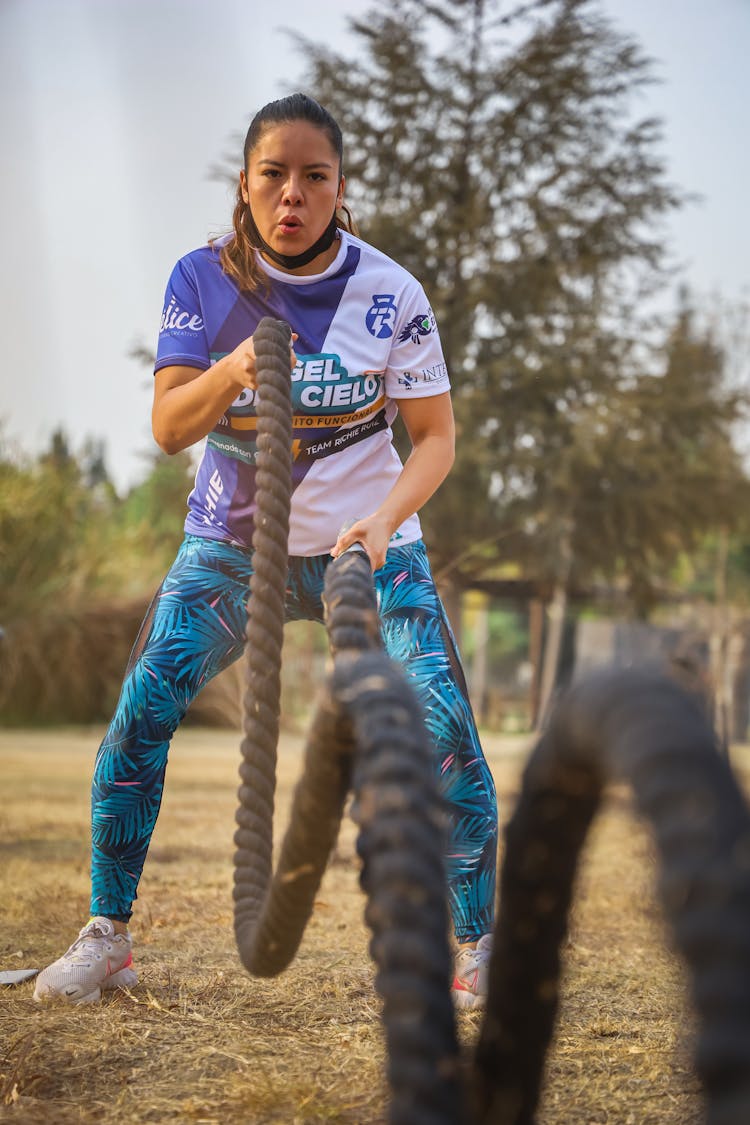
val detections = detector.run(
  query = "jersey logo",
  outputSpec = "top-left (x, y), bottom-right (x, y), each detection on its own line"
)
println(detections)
top-left (292, 353), bottom-right (382, 414)
top-left (366, 294), bottom-right (397, 338)
top-left (160, 295), bottom-right (204, 333)
top-left (397, 310), bottom-right (435, 344)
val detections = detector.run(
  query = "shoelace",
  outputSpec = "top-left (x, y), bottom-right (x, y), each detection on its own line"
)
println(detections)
top-left (457, 943), bottom-right (492, 974)
top-left (64, 923), bottom-right (116, 964)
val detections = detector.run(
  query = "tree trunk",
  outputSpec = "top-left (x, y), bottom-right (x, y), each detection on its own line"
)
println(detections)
top-left (536, 582), bottom-right (568, 730)
top-left (711, 526), bottom-right (731, 754)
top-left (528, 597), bottom-right (544, 728)
top-left (536, 520), bottom-right (574, 730)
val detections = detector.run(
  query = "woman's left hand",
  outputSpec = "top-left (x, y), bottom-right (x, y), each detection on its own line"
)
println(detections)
top-left (330, 512), bottom-right (393, 572)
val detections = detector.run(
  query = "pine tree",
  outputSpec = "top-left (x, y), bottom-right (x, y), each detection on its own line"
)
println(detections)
top-left (292, 0), bottom-right (696, 591)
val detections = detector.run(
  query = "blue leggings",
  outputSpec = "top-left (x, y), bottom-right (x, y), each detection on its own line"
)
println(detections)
top-left (91, 535), bottom-right (497, 942)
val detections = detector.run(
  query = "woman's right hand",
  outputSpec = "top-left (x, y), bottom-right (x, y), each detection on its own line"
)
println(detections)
top-left (153, 330), bottom-right (298, 454)
top-left (225, 335), bottom-right (258, 391)
top-left (226, 330), bottom-right (298, 392)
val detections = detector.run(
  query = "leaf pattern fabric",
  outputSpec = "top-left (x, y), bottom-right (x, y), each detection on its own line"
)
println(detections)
top-left (90, 535), bottom-right (497, 940)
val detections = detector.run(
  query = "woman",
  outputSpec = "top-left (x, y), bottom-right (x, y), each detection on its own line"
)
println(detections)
top-left (34, 93), bottom-right (497, 1010)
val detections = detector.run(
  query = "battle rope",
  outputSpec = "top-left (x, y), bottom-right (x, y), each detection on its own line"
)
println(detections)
top-left (234, 316), bottom-right (293, 972)
top-left (472, 668), bottom-right (750, 1125)
top-left (233, 317), bottom-right (462, 1124)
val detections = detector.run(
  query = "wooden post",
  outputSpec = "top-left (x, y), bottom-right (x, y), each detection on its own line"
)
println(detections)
top-left (529, 597), bottom-right (544, 729)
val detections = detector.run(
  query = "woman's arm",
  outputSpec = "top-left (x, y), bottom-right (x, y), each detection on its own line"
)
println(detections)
top-left (152, 334), bottom-right (297, 454)
top-left (152, 358), bottom-right (248, 455)
top-left (331, 391), bottom-right (456, 570)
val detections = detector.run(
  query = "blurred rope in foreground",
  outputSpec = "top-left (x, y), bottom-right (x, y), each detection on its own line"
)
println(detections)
top-left (473, 669), bottom-right (750, 1125)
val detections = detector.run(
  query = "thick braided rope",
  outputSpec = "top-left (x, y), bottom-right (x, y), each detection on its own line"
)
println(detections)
top-left (236, 676), bottom-right (357, 975)
top-left (234, 317), bottom-right (294, 968)
top-left (472, 669), bottom-right (750, 1125)
top-left (325, 552), bottom-right (463, 1125)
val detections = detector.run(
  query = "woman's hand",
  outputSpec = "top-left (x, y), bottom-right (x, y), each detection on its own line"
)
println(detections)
top-left (225, 335), bottom-right (258, 391)
top-left (330, 512), bottom-right (394, 572)
top-left (225, 331), bottom-right (298, 392)
top-left (153, 330), bottom-right (298, 454)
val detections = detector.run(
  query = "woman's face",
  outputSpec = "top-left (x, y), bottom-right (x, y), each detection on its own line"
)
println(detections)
top-left (241, 120), bottom-right (345, 270)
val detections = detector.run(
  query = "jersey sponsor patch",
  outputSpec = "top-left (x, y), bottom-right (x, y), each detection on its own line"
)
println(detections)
top-left (293, 410), bottom-right (389, 463)
top-left (160, 295), bottom-right (204, 334)
top-left (292, 354), bottom-right (383, 413)
top-left (366, 294), bottom-right (398, 338)
top-left (206, 433), bottom-right (256, 465)
top-left (397, 308), bottom-right (436, 344)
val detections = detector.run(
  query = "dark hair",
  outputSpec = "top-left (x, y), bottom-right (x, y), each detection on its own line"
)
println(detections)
top-left (244, 93), bottom-right (344, 177)
top-left (219, 93), bottom-right (358, 290)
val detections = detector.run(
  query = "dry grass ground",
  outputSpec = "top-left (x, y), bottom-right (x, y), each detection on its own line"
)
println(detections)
top-left (1, 725), bottom-right (748, 1125)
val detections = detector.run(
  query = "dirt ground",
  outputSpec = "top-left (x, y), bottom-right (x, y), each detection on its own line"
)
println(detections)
top-left (1, 723), bottom-right (748, 1124)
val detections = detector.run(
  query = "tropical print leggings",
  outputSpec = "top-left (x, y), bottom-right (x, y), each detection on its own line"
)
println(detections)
top-left (91, 534), bottom-right (498, 942)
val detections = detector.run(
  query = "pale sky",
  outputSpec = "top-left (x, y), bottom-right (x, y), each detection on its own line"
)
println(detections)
top-left (1, 0), bottom-right (748, 492)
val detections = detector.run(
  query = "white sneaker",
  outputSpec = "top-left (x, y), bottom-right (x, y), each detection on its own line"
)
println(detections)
top-left (33, 917), bottom-right (137, 1004)
top-left (452, 933), bottom-right (492, 1010)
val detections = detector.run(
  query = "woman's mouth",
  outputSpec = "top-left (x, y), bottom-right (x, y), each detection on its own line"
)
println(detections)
top-left (278, 216), bottom-right (302, 235)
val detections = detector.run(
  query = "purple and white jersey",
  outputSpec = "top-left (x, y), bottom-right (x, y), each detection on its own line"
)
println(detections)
top-left (155, 230), bottom-right (451, 555)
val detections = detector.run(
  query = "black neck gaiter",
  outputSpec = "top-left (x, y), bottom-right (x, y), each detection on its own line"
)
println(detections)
top-left (244, 206), bottom-right (339, 270)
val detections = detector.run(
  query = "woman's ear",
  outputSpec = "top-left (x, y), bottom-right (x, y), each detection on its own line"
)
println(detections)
top-left (240, 169), bottom-right (249, 205)
top-left (337, 176), bottom-right (346, 211)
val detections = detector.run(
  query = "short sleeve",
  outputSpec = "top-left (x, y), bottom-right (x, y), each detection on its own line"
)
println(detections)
top-left (383, 283), bottom-right (451, 399)
top-left (154, 257), bottom-right (210, 373)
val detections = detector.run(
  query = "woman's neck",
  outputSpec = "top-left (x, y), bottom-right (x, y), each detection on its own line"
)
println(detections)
top-left (261, 233), bottom-right (342, 277)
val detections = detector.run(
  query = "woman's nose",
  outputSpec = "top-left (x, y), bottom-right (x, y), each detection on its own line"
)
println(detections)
top-left (282, 177), bottom-right (303, 205)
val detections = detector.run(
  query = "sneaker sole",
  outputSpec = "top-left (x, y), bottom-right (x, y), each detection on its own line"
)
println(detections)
top-left (34, 984), bottom-right (102, 1004)
top-left (34, 965), bottom-right (138, 1004)
top-left (103, 966), bottom-right (138, 991)
top-left (452, 988), bottom-right (486, 1011)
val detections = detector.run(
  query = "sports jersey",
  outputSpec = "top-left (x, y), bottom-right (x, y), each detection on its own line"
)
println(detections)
top-left (154, 230), bottom-right (451, 555)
